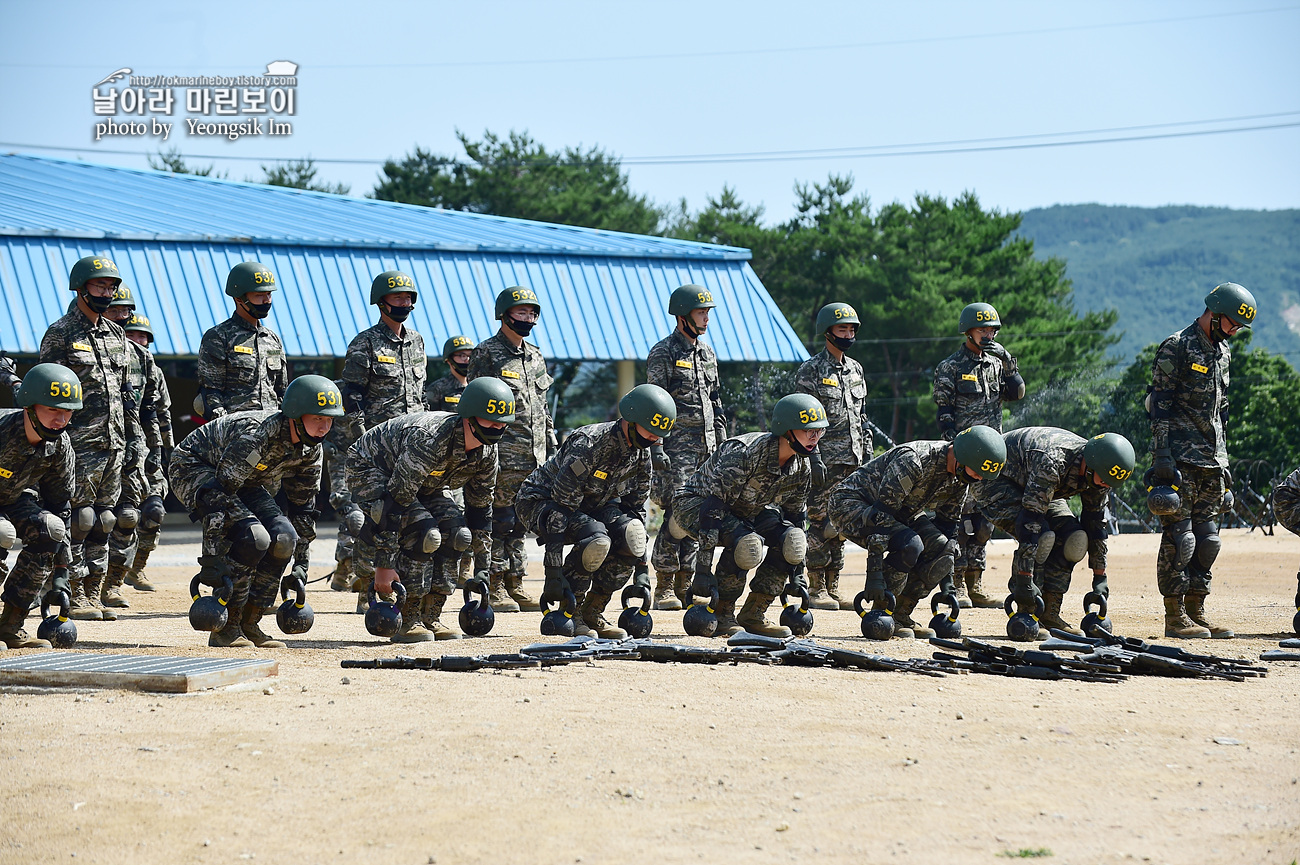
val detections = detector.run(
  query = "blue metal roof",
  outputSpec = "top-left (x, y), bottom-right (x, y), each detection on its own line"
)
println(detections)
top-left (0, 155), bottom-right (806, 363)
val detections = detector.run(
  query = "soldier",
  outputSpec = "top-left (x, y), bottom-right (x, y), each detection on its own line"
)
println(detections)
top-left (346, 378), bottom-right (508, 641)
top-left (467, 286), bottom-right (555, 613)
top-left (932, 302), bottom-right (1026, 609)
top-left (170, 375), bottom-right (341, 648)
top-left (829, 426), bottom-right (1006, 637)
top-left (196, 261), bottom-right (288, 419)
top-left (973, 428), bottom-right (1134, 635)
top-left (1148, 283), bottom-right (1256, 639)
top-left (674, 394), bottom-right (824, 637)
top-left (0, 365), bottom-right (81, 649)
top-left (1271, 467), bottom-right (1300, 633)
top-left (517, 385), bottom-right (672, 638)
top-left (646, 285), bottom-right (727, 611)
top-left (121, 312), bottom-right (173, 594)
top-left (425, 335), bottom-right (480, 589)
top-left (795, 302), bottom-right (872, 611)
top-left (39, 255), bottom-right (132, 620)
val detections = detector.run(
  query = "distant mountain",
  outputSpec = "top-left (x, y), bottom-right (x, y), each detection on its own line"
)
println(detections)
top-left (1016, 204), bottom-right (1300, 364)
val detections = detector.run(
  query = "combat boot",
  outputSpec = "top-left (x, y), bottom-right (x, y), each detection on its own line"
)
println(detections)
top-left (0, 601), bottom-right (51, 649)
top-left (124, 548), bottom-right (157, 592)
top-left (505, 573), bottom-right (540, 612)
top-left (420, 593), bottom-right (461, 640)
top-left (209, 613), bottom-right (253, 647)
top-left (392, 594), bottom-right (434, 643)
top-left (84, 575), bottom-right (116, 621)
top-left (580, 590), bottom-right (627, 639)
top-left (1038, 591), bottom-right (1083, 637)
top-left (102, 562), bottom-right (131, 609)
top-left (894, 594), bottom-right (935, 639)
top-left (570, 593), bottom-right (595, 638)
top-left (240, 606), bottom-right (286, 648)
top-left (951, 575), bottom-right (972, 609)
top-left (715, 596), bottom-right (743, 637)
top-left (329, 557), bottom-right (353, 593)
top-left (966, 568), bottom-right (1001, 608)
top-left (68, 578), bottom-right (102, 621)
top-left (737, 592), bottom-right (792, 638)
top-left (825, 571), bottom-right (854, 611)
top-left (654, 571), bottom-right (682, 611)
top-left (1163, 596), bottom-right (1211, 639)
top-left (489, 573), bottom-right (520, 613)
top-left (806, 571), bottom-right (838, 611)
top-left (1184, 594), bottom-right (1234, 639)
top-left (891, 621), bottom-right (915, 639)
top-left (673, 570), bottom-right (692, 607)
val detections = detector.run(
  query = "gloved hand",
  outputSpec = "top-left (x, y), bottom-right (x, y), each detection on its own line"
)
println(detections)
top-left (810, 452), bottom-right (828, 489)
top-left (689, 567), bottom-right (718, 599)
top-left (1151, 449), bottom-right (1178, 483)
top-left (1012, 572), bottom-right (1040, 608)
top-left (541, 565), bottom-right (569, 608)
top-left (863, 569), bottom-right (888, 605)
top-left (791, 568), bottom-right (809, 591)
top-left (0, 353), bottom-right (20, 392)
top-left (938, 575), bottom-right (957, 597)
top-left (1091, 571), bottom-right (1109, 599)
top-left (50, 566), bottom-right (71, 599)
top-left (650, 443), bottom-right (670, 472)
top-left (632, 564), bottom-right (652, 592)
top-left (290, 563), bottom-right (310, 587)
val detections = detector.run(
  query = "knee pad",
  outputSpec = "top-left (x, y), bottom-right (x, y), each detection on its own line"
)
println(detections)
top-left (25, 512), bottom-right (66, 554)
top-left (573, 520), bottom-right (612, 573)
top-left (667, 511), bottom-right (688, 540)
top-left (141, 495), bottom-right (167, 529)
top-left (70, 506), bottom-right (96, 541)
top-left (493, 505), bottom-right (517, 537)
top-left (918, 551), bottom-right (956, 592)
top-left (884, 528), bottom-right (923, 572)
top-left (230, 517), bottom-right (272, 567)
top-left (265, 515), bottom-right (298, 561)
top-left (1192, 521), bottom-right (1221, 569)
top-left (779, 526), bottom-right (807, 565)
top-left (611, 517), bottom-right (648, 559)
top-left (115, 505), bottom-right (139, 531)
top-left (1164, 518), bottom-right (1195, 571)
top-left (88, 508), bottom-right (116, 543)
top-left (400, 518), bottom-right (442, 560)
top-left (447, 524), bottom-right (472, 552)
top-left (732, 531), bottom-right (764, 571)
top-left (1034, 529), bottom-right (1056, 565)
top-left (1047, 515), bottom-right (1086, 563)
top-left (1061, 529), bottom-right (1087, 563)
top-left (0, 518), bottom-right (14, 550)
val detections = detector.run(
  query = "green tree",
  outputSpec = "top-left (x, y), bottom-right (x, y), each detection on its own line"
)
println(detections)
top-left (147, 146), bottom-right (226, 178)
top-left (258, 158), bottom-right (350, 194)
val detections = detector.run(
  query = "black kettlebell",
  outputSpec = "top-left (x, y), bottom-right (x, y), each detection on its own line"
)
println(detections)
top-left (37, 589), bottom-right (77, 648)
top-left (1080, 591), bottom-right (1113, 637)
top-left (365, 579), bottom-right (406, 638)
top-left (540, 588), bottom-right (577, 637)
top-left (1292, 587), bottom-right (1299, 637)
top-left (458, 577), bottom-right (495, 637)
top-left (854, 590), bottom-right (896, 641)
top-left (618, 584), bottom-right (654, 639)
top-left (682, 587), bottom-right (720, 638)
top-left (778, 583), bottom-right (815, 637)
top-left (1004, 594), bottom-right (1045, 642)
top-left (276, 573), bottom-right (315, 635)
top-left (188, 573), bottom-right (233, 632)
top-left (929, 592), bottom-right (962, 640)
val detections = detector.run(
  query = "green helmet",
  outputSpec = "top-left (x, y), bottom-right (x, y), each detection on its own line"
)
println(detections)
top-left (17, 363), bottom-right (83, 411)
top-left (958, 302), bottom-right (1001, 333)
top-left (225, 261), bottom-right (278, 298)
top-left (370, 270), bottom-right (419, 305)
top-left (952, 425), bottom-right (1007, 479)
top-left (770, 394), bottom-right (829, 436)
top-left (495, 286), bottom-right (541, 320)
top-left (618, 384), bottom-right (677, 438)
top-left (281, 375), bottom-right (345, 419)
top-left (458, 378), bottom-right (516, 423)
top-left (815, 302), bottom-right (860, 336)
top-left (68, 255), bottom-right (122, 292)
top-left (109, 283), bottom-right (137, 309)
top-left (668, 284), bottom-right (717, 317)
top-left (1082, 432), bottom-right (1136, 485)
top-left (1204, 282), bottom-right (1257, 328)
top-left (124, 312), bottom-right (154, 338)
top-left (442, 335), bottom-right (476, 359)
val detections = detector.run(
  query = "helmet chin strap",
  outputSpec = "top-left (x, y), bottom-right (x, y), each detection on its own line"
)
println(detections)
top-left (680, 315), bottom-right (704, 339)
top-left (785, 431), bottom-right (817, 456)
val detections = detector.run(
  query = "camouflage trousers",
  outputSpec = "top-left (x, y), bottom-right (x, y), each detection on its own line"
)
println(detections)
top-left (352, 495), bottom-right (469, 600)
top-left (954, 498), bottom-right (990, 574)
top-left (826, 489), bottom-right (950, 601)
top-left (672, 491), bottom-right (790, 599)
top-left (806, 463), bottom-right (855, 576)
top-left (1275, 476), bottom-right (1300, 537)
top-left (1157, 463), bottom-right (1225, 597)
top-left (516, 495), bottom-right (642, 597)
top-left (491, 463), bottom-right (537, 580)
top-left (72, 446), bottom-right (124, 583)
top-left (0, 495), bottom-right (61, 608)
top-left (649, 429), bottom-right (710, 575)
top-left (324, 422), bottom-right (361, 567)
top-left (976, 478), bottom-right (1078, 595)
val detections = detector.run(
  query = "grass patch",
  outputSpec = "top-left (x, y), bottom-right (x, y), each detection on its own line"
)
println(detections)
top-left (998, 850), bottom-right (1053, 859)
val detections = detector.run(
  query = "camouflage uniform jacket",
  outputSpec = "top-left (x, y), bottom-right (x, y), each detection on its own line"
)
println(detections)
top-left (196, 314), bottom-right (288, 417)
top-left (424, 373), bottom-right (466, 412)
top-left (467, 332), bottom-right (553, 466)
top-left (0, 409), bottom-right (75, 513)
top-left (999, 427), bottom-right (1108, 516)
top-left (933, 344), bottom-right (1007, 440)
top-left (124, 340), bottom-right (152, 456)
top-left (833, 439), bottom-right (965, 524)
top-left (1150, 323), bottom-right (1230, 469)
top-left (795, 348), bottom-right (870, 466)
top-left (646, 330), bottom-right (725, 450)
top-left (681, 432), bottom-right (811, 522)
top-left (341, 322), bottom-right (428, 429)
top-left (39, 306), bottom-right (129, 451)
top-left (350, 411), bottom-right (497, 510)
top-left (143, 354), bottom-right (174, 451)
top-left (518, 421), bottom-right (650, 521)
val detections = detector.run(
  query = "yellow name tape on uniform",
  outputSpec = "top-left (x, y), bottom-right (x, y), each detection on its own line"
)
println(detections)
top-left (444, 395), bottom-right (460, 403)
top-left (429, 469), bottom-right (445, 477)
top-left (0, 468), bottom-right (12, 479)
top-left (501, 369), bottom-right (520, 379)
top-left (234, 345), bottom-right (255, 355)
top-left (593, 470), bottom-right (608, 480)
top-left (962, 373), bottom-right (978, 381)
top-left (675, 360), bottom-right (693, 369)
top-left (821, 376), bottom-right (839, 387)
top-left (376, 355), bottom-right (396, 364)
top-left (1191, 363), bottom-right (1208, 374)
top-left (71, 342), bottom-right (92, 352)
top-left (255, 463), bottom-right (269, 471)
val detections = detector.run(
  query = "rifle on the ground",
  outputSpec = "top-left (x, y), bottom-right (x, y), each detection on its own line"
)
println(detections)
top-left (727, 632), bottom-right (954, 677)
top-left (929, 637), bottom-right (1127, 683)
top-left (1045, 628), bottom-right (1267, 681)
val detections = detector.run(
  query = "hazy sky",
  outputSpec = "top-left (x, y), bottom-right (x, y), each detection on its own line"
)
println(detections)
top-left (2, 0), bottom-right (1297, 221)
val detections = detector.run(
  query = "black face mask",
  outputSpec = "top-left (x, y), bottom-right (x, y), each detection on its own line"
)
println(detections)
top-left (382, 303), bottom-right (412, 323)
top-left (830, 335), bottom-right (856, 352)
top-left (26, 407), bottom-right (65, 442)
top-left (81, 290), bottom-right (113, 314)
top-left (1209, 314), bottom-right (1235, 343)
top-left (955, 466), bottom-right (979, 485)
top-left (244, 300), bottom-right (273, 320)
top-left (785, 431), bottom-right (818, 456)
top-left (470, 416), bottom-right (505, 446)
top-left (291, 418), bottom-right (325, 447)
top-left (504, 315), bottom-right (535, 337)
top-left (449, 359), bottom-right (469, 377)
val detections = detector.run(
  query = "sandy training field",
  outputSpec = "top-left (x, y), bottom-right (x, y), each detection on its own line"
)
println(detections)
top-left (2, 527), bottom-right (1298, 865)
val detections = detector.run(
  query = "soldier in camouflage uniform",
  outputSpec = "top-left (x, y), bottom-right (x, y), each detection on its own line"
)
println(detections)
top-left (1271, 466), bottom-right (1300, 634)
top-left (170, 376), bottom-right (341, 648)
top-left (196, 261), bottom-right (288, 419)
top-left (829, 426), bottom-right (1006, 637)
top-left (425, 335), bottom-right (479, 588)
top-left (121, 313), bottom-right (173, 594)
top-left (346, 378), bottom-right (508, 641)
top-left (40, 255), bottom-right (132, 620)
top-left (973, 428), bottom-right (1133, 635)
top-left (0, 365), bottom-right (81, 649)
top-left (517, 384), bottom-right (672, 638)
top-left (467, 286), bottom-right (555, 613)
top-left (1148, 282), bottom-right (1256, 639)
top-left (932, 302), bottom-right (1026, 609)
top-left (796, 302), bottom-right (872, 611)
top-left (646, 285), bottom-right (727, 612)
top-left (674, 394), bottom-right (823, 637)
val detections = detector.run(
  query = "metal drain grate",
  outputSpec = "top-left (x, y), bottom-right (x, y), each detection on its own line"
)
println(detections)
top-left (0, 652), bottom-right (278, 692)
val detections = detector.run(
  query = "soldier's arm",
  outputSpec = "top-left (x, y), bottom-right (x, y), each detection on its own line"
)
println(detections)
top-left (628, 461), bottom-right (651, 523)
top-left (154, 370), bottom-right (175, 449)
top-left (793, 360), bottom-right (818, 397)
top-left (934, 486), bottom-right (965, 527)
top-left (872, 451), bottom-right (925, 519)
top-left (339, 335), bottom-right (371, 420)
top-left (272, 334), bottom-right (289, 399)
top-left (40, 444), bottom-right (78, 516)
top-left (215, 424), bottom-right (268, 492)
top-left (1149, 338), bottom-right (1181, 454)
top-left (388, 427), bottom-right (439, 507)
top-left (1018, 450), bottom-right (1059, 514)
top-left (778, 471), bottom-right (812, 523)
top-left (38, 324), bottom-right (65, 364)
top-left (932, 360), bottom-right (957, 441)
top-left (1080, 488), bottom-right (1108, 573)
top-left (196, 330), bottom-right (229, 417)
top-left (464, 451), bottom-right (497, 511)
top-left (282, 454), bottom-right (322, 559)
top-left (549, 441), bottom-right (592, 513)
top-left (645, 343), bottom-right (670, 389)
top-left (465, 344), bottom-right (493, 383)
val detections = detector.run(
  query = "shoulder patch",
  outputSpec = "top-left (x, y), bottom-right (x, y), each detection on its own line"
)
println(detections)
top-left (233, 345), bottom-right (255, 355)
top-left (245, 451), bottom-right (263, 467)
top-left (899, 476), bottom-right (914, 494)
top-left (569, 458), bottom-right (587, 476)
top-left (1158, 358), bottom-right (1175, 375)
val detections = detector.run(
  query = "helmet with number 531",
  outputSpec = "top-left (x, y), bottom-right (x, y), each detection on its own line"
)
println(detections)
top-left (282, 374), bottom-right (344, 418)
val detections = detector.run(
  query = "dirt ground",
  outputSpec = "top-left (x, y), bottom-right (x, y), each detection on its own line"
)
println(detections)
top-left (2, 527), bottom-right (1298, 865)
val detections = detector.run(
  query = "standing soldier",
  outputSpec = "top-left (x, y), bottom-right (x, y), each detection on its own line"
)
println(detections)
top-left (932, 302), bottom-right (1026, 609)
top-left (40, 255), bottom-right (132, 620)
top-left (0, 365), bottom-right (80, 649)
top-left (1270, 466), bottom-right (1300, 634)
top-left (195, 261), bottom-right (288, 419)
top-left (425, 335), bottom-right (480, 589)
top-left (646, 285), bottom-right (727, 611)
top-left (467, 286), bottom-right (554, 613)
top-left (795, 302), bottom-right (872, 611)
top-left (516, 384), bottom-right (673, 638)
top-left (122, 312), bottom-right (173, 594)
top-left (973, 428), bottom-right (1133, 636)
top-left (1148, 283), bottom-right (1256, 639)
top-left (170, 376), bottom-right (341, 648)
top-left (346, 378), bottom-right (508, 641)
top-left (674, 395), bottom-right (824, 637)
